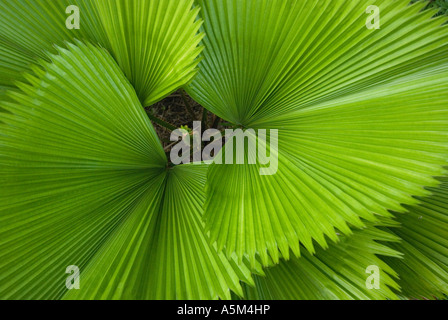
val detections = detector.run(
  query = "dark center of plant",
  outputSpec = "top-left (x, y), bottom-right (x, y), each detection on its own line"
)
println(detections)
top-left (145, 90), bottom-right (225, 161)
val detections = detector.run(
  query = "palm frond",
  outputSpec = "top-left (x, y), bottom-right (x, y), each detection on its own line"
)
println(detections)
top-left (384, 177), bottom-right (448, 299)
top-left (242, 225), bottom-right (401, 300)
top-left (189, 0), bottom-right (448, 265)
top-left (0, 42), bottom-right (250, 300)
top-left (0, 39), bottom-right (35, 95)
top-left (94, 0), bottom-right (204, 106)
top-left (0, 0), bottom-right (108, 61)
top-left (0, 0), bottom-right (203, 106)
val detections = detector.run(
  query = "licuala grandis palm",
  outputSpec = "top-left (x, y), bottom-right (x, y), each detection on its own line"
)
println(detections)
top-left (0, 0), bottom-right (447, 300)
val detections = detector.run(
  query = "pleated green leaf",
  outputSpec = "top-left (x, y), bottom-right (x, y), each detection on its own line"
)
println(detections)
top-left (0, 42), bottom-right (251, 300)
top-left (383, 177), bottom-right (448, 299)
top-left (95, 0), bottom-right (204, 106)
top-left (0, 0), bottom-right (203, 106)
top-left (0, 39), bottom-right (35, 96)
top-left (189, 0), bottom-right (448, 265)
top-left (0, 0), bottom-right (108, 77)
top-left (64, 164), bottom-right (254, 300)
top-left (242, 226), bottom-right (401, 300)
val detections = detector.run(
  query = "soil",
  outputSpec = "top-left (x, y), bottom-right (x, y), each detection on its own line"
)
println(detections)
top-left (144, 90), bottom-right (221, 151)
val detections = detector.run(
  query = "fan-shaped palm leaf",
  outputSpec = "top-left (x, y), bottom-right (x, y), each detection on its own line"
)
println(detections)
top-left (0, 42), bottom-right (251, 300)
top-left (242, 224), bottom-right (401, 300)
top-left (0, 0), bottom-right (107, 71)
top-left (383, 177), bottom-right (448, 299)
top-left (0, 0), bottom-right (203, 105)
top-left (188, 0), bottom-right (448, 266)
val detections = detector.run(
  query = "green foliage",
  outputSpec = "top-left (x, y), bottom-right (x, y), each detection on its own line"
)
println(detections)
top-left (190, 0), bottom-right (448, 267)
top-left (384, 178), bottom-right (448, 299)
top-left (243, 225), bottom-right (402, 300)
top-left (0, 0), bottom-right (448, 300)
top-left (0, 41), bottom-right (252, 300)
top-left (413, 0), bottom-right (448, 16)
